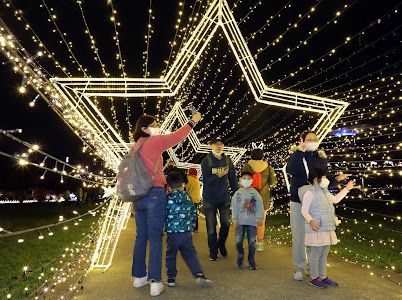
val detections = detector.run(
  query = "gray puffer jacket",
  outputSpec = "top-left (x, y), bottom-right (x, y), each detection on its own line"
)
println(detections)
top-left (298, 184), bottom-right (336, 233)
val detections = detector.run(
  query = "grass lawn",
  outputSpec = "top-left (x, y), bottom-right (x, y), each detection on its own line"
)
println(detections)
top-left (266, 200), bottom-right (402, 273)
top-left (0, 202), bottom-right (104, 299)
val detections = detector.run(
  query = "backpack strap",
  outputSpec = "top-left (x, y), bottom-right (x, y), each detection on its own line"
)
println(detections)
top-left (207, 154), bottom-right (213, 167)
top-left (134, 138), bottom-right (161, 181)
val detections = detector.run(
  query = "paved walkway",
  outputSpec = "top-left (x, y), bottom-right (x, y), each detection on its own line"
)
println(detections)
top-left (77, 217), bottom-right (402, 300)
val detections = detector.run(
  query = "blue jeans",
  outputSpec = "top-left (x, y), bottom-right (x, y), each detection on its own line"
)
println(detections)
top-left (204, 201), bottom-right (230, 257)
top-left (235, 225), bottom-right (257, 266)
top-left (166, 232), bottom-right (203, 279)
top-left (132, 187), bottom-right (166, 282)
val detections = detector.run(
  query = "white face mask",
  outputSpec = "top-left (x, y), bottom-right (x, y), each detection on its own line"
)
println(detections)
top-left (240, 179), bottom-right (253, 188)
top-left (306, 142), bottom-right (319, 152)
top-left (148, 127), bottom-right (160, 136)
top-left (319, 177), bottom-right (330, 189)
top-left (212, 150), bottom-right (223, 156)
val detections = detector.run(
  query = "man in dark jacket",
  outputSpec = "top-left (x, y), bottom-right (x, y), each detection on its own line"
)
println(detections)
top-left (201, 137), bottom-right (238, 261)
top-left (286, 130), bottom-right (350, 281)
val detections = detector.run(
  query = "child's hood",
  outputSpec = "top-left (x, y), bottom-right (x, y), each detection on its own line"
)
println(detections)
top-left (248, 160), bottom-right (268, 173)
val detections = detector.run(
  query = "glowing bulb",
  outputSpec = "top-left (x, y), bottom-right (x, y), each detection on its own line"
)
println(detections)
top-left (19, 86), bottom-right (26, 94)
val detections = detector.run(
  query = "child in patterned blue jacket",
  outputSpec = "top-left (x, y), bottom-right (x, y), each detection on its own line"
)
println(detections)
top-left (165, 171), bottom-right (212, 288)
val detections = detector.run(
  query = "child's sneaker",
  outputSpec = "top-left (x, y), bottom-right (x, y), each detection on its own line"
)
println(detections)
top-left (150, 281), bottom-right (164, 296)
top-left (293, 271), bottom-right (304, 281)
top-left (308, 277), bottom-right (327, 289)
top-left (133, 275), bottom-right (148, 288)
top-left (166, 278), bottom-right (176, 287)
top-left (209, 255), bottom-right (218, 261)
top-left (256, 242), bottom-right (265, 252)
top-left (249, 263), bottom-right (258, 270)
top-left (195, 274), bottom-right (213, 287)
top-left (321, 277), bottom-right (338, 287)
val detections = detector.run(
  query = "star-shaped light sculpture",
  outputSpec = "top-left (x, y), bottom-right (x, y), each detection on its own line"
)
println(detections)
top-left (51, 0), bottom-right (348, 165)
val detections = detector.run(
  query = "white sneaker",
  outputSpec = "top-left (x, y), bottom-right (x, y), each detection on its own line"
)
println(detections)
top-left (256, 242), bottom-right (265, 252)
top-left (293, 271), bottom-right (304, 281)
top-left (150, 281), bottom-right (164, 297)
top-left (133, 275), bottom-right (148, 288)
top-left (195, 275), bottom-right (213, 287)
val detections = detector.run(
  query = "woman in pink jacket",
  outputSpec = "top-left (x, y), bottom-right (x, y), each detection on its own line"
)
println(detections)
top-left (131, 112), bottom-right (202, 297)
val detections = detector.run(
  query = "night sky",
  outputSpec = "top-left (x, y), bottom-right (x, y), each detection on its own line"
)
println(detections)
top-left (0, 0), bottom-right (400, 190)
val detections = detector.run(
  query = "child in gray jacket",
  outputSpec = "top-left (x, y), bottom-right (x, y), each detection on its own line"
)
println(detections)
top-left (231, 171), bottom-right (264, 270)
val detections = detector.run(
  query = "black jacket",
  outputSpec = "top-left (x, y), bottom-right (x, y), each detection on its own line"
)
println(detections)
top-left (201, 153), bottom-right (238, 203)
top-left (286, 149), bottom-right (334, 203)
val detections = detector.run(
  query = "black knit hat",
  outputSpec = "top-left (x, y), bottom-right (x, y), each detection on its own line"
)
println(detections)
top-left (251, 148), bottom-right (264, 160)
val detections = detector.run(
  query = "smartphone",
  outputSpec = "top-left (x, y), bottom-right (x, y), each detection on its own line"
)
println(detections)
top-left (188, 104), bottom-right (198, 115)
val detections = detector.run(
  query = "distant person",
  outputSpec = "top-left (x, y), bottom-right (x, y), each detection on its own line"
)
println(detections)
top-left (131, 112), bottom-right (202, 297)
top-left (165, 171), bottom-right (212, 288)
top-left (242, 148), bottom-right (277, 251)
top-left (299, 168), bottom-right (357, 288)
top-left (185, 168), bottom-right (202, 231)
top-left (201, 137), bottom-right (238, 261)
top-left (286, 130), bottom-right (351, 281)
top-left (231, 171), bottom-right (264, 270)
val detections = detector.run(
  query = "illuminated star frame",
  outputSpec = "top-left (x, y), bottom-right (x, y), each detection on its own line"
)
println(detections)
top-left (51, 0), bottom-right (349, 153)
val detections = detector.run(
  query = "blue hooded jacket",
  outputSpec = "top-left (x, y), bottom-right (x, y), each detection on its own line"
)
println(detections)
top-left (201, 153), bottom-right (238, 204)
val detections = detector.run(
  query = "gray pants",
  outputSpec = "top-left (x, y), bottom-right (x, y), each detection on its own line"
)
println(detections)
top-left (307, 245), bottom-right (330, 279)
top-left (290, 201), bottom-right (310, 272)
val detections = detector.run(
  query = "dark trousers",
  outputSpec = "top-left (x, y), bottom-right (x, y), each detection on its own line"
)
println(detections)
top-left (204, 201), bottom-right (230, 257)
top-left (166, 232), bottom-right (203, 279)
top-left (235, 225), bottom-right (257, 266)
top-left (194, 203), bottom-right (199, 231)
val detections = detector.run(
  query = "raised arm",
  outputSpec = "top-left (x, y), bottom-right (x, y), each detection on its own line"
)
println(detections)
top-left (151, 123), bottom-right (193, 153)
top-left (325, 187), bottom-right (349, 204)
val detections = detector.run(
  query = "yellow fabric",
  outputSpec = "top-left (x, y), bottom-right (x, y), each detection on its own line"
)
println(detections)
top-left (186, 175), bottom-right (201, 203)
top-left (248, 160), bottom-right (269, 173)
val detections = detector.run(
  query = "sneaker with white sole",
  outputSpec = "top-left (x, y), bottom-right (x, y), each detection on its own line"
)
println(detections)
top-left (150, 281), bottom-right (164, 297)
top-left (133, 275), bottom-right (148, 288)
top-left (256, 242), bottom-right (265, 252)
top-left (166, 278), bottom-right (176, 287)
top-left (195, 274), bottom-right (213, 287)
top-left (293, 271), bottom-right (304, 281)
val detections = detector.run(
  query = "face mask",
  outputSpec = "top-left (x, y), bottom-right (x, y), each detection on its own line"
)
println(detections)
top-left (212, 150), bottom-right (223, 156)
top-left (148, 127), bottom-right (160, 136)
top-left (319, 177), bottom-right (330, 189)
top-left (240, 179), bottom-right (253, 188)
top-left (306, 142), bottom-right (319, 152)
